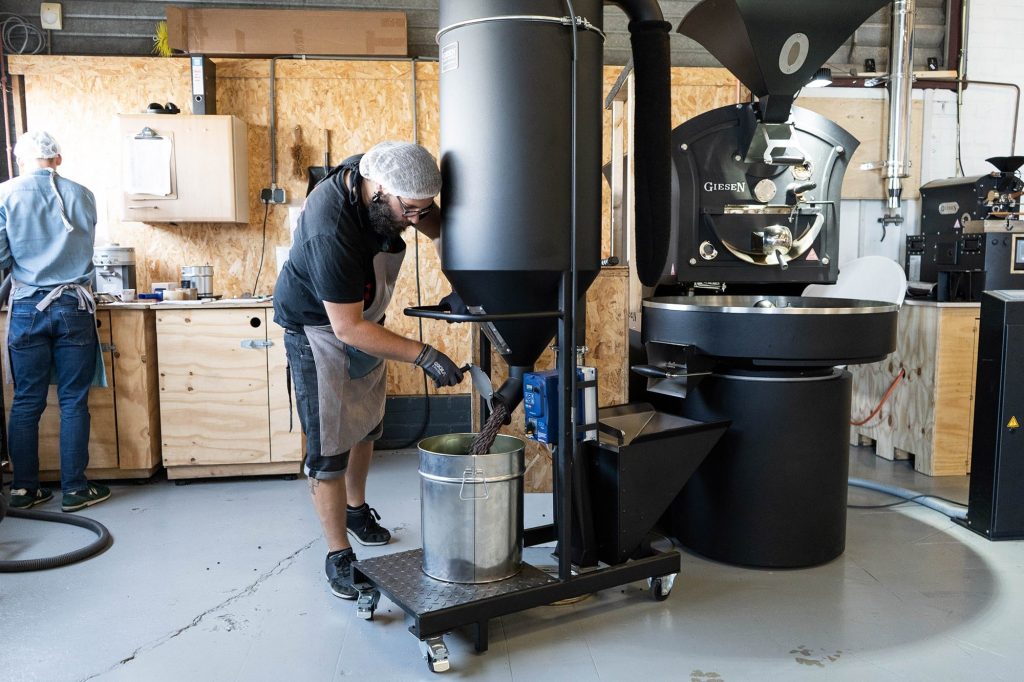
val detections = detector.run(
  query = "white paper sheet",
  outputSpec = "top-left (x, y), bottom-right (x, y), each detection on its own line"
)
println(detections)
top-left (124, 136), bottom-right (173, 196)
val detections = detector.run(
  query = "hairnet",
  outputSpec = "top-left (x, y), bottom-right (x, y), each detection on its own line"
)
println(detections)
top-left (14, 130), bottom-right (61, 160)
top-left (359, 141), bottom-right (441, 200)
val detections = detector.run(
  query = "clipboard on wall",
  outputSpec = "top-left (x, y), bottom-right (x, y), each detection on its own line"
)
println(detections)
top-left (123, 127), bottom-right (178, 200)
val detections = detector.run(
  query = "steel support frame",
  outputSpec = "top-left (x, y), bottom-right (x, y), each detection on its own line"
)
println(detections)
top-left (355, 546), bottom-right (680, 652)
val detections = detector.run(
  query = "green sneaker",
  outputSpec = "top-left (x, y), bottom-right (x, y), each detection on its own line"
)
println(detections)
top-left (62, 483), bottom-right (111, 512)
top-left (9, 487), bottom-right (54, 510)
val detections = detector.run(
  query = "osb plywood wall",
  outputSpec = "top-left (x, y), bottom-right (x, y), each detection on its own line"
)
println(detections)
top-left (8, 55), bottom-right (466, 397)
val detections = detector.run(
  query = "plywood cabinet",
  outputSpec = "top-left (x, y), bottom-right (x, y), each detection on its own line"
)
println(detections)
top-left (156, 306), bottom-right (301, 479)
top-left (118, 114), bottom-right (249, 223)
top-left (849, 301), bottom-right (980, 476)
top-left (1, 307), bottom-right (161, 480)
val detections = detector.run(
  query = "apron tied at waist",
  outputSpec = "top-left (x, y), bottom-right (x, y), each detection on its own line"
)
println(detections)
top-left (34, 282), bottom-right (96, 314)
top-left (303, 324), bottom-right (386, 457)
top-left (3, 281), bottom-right (106, 387)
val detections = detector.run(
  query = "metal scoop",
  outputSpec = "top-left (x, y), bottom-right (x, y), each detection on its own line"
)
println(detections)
top-left (465, 364), bottom-right (496, 410)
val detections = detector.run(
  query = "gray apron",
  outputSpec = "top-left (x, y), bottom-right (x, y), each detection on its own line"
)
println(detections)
top-left (3, 281), bottom-right (107, 388)
top-left (303, 249), bottom-right (405, 457)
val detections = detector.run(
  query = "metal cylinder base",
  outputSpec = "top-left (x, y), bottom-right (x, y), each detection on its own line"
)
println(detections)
top-left (671, 368), bottom-right (852, 568)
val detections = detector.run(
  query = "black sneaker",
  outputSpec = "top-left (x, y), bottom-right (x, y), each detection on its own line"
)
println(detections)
top-left (326, 548), bottom-right (358, 600)
top-left (10, 487), bottom-right (54, 510)
top-left (347, 504), bottom-right (392, 546)
top-left (61, 483), bottom-right (111, 512)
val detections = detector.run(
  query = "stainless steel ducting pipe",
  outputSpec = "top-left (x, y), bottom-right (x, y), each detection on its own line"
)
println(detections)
top-left (884, 0), bottom-right (916, 222)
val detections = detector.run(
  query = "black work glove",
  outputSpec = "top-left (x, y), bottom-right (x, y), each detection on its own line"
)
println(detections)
top-left (414, 344), bottom-right (465, 388)
top-left (439, 290), bottom-right (468, 319)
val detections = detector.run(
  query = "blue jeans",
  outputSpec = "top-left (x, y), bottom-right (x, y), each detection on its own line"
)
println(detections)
top-left (7, 290), bottom-right (98, 493)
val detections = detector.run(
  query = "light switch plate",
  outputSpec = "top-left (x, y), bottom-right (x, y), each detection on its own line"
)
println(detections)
top-left (40, 3), bottom-right (63, 31)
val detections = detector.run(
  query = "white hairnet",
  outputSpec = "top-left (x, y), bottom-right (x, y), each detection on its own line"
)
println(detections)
top-left (14, 130), bottom-right (61, 160)
top-left (359, 141), bottom-right (441, 200)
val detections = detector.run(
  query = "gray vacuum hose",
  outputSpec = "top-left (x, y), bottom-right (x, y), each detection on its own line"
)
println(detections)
top-left (848, 477), bottom-right (968, 520)
top-left (0, 507), bottom-right (112, 571)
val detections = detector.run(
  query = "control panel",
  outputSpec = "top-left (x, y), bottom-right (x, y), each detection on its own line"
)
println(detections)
top-left (523, 368), bottom-right (597, 446)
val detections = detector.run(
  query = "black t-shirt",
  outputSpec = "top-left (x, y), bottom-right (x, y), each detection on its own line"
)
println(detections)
top-left (273, 156), bottom-right (405, 331)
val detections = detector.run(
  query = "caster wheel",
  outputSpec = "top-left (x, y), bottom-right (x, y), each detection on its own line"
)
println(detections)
top-left (356, 587), bottom-right (380, 621)
top-left (648, 573), bottom-right (676, 601)
top-left (420, 636), bottom-right (450, 673)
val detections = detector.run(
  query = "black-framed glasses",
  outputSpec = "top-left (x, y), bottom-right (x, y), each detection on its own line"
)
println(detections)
top-left (396, 195), bottom-right (432, 219)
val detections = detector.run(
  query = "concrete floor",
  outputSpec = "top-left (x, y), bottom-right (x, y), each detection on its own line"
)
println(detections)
top-left (2, 445), bottom-right (1022, 682)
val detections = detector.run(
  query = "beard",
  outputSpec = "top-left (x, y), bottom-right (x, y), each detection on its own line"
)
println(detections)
top-left (367, 200), bottom-right (408, 241)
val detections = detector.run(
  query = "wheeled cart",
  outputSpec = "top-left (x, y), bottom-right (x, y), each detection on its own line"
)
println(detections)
top-left (353, 541), bottom-right (679, 673)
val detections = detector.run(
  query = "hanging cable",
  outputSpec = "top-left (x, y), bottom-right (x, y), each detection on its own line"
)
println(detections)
top-left (251, 201), bottom-right (270, 296)
top-left (384, 58), bottom-right (431, 450)
top-left (850, 367), bottom-right (905, 427)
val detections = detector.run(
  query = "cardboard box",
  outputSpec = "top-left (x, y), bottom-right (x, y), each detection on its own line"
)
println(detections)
top-left (165, 7), bottom-right (407, 57)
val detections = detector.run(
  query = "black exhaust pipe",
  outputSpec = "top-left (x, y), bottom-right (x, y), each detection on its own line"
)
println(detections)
top-left (609, 1), bottom-right (673, 287)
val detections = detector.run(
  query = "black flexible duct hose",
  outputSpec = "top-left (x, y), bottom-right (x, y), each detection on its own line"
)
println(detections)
top-left (0, 507), bottom-right (112, 572)
top-left (627, 18), bottom-right (672, 286)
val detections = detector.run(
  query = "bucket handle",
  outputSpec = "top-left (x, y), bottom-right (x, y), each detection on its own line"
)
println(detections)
top-left (459, 467), bottom-right (489, 500)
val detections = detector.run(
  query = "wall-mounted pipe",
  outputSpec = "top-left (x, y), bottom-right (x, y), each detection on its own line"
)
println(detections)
top-left (883, 0), bottom-right (916, 222)
top-left (962, 79), bottom-right (1020, 155)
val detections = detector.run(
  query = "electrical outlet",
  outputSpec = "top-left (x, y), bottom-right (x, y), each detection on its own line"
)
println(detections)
top-left (40, 3), bottom-right (63, 31)
top-left (260, 187), bottom-right (288, 204)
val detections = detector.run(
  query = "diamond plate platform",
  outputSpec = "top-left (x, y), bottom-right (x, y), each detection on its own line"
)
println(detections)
top-left (353, 544), bottom-right (680, 654)
top-left (354, 549), bottom-right (557, 614)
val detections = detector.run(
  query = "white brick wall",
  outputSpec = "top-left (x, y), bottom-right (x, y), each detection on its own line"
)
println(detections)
top-left (958, 0), bottom-right (1024, 173)
top-left (821, 0), bottom-right (1024, 268)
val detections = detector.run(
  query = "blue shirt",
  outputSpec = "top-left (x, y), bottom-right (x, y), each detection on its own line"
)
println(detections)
top-left (0, 168), bottom-right (97, 299)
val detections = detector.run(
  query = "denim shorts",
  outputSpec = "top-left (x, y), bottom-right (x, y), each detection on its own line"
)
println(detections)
top-left (284, 330), bottom-right (383, 480)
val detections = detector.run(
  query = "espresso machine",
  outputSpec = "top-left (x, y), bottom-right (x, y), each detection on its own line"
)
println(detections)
top-left (93, 244), bottom-right (137, 296)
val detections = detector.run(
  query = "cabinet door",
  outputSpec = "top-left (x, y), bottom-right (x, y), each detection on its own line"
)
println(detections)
top-left (119, 114), bottom-right (248, 223)
top-left (1, 310), bottom-right (117, 473)
top-left (110, 309), bottom-right (161, 471)
top-left (157, 309), bottom-right (271, 466)
top-left (267, 319), bottom-right (303, 462)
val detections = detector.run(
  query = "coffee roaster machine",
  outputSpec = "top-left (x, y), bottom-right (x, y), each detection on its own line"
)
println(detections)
top-left (906, 156), bottom-right (1024, 301)
top-left (351, 0), bottom-right (899, 672)
top-left (639, 0), bottom-right (899, 569)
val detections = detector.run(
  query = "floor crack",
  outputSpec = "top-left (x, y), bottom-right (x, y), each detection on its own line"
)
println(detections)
top-left (78, 535), bottom-right (320, 682)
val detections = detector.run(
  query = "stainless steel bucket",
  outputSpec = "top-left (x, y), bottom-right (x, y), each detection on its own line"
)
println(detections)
top-left (418, 433), bottom-right (525, 583)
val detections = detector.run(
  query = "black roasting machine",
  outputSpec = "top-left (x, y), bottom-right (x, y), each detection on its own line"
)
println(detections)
top-left (906, 156), bottom-right (1024, 302)
top-left (636, 0), bottom-right (899, 569)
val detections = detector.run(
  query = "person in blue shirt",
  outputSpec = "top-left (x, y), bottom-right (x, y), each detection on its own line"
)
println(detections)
top-left (0, 130), bottom-right (111, 512)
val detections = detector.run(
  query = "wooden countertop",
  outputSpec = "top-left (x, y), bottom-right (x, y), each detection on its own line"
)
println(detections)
top-left (98, 298), bottom-right (274, 310)
top-left (903, 299), bottom-right (980, 308)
